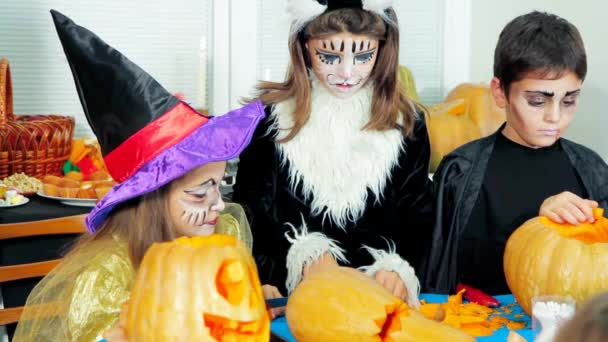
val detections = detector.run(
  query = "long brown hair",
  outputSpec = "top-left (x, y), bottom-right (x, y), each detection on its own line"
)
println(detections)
top-left (250, 7), bottom-right (418, 142)
top-left (66, 186), bottom-right (175, 269)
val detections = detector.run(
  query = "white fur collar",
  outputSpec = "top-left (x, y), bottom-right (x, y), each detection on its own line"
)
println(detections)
top-left (270, 79), bottom-right (403, 229)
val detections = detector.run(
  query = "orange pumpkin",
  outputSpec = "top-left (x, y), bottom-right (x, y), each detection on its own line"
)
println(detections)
top-left (123, 235), bottom-right (270, 341)
top-left (504, 208), bottom-right (608, 315)
top-left (444, 83), bottom-right (506, 136)
top-left (427, 83), bottom-right (506, 171)
top-left (428, 100), bottom-right (481, 171)
top-left (286, 266), bottom-right (475, 342)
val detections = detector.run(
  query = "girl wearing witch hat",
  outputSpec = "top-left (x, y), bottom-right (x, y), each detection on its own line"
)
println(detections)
top-left (232, 0), bottom-right (434, 307)
top-left (13, 10), bottom-right (265, 341)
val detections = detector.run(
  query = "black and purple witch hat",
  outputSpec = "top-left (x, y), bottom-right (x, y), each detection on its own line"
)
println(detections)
top-left (51, 10), bottom-right (265, 232)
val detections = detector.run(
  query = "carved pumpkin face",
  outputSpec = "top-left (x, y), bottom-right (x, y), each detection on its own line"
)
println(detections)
top-left (504, 208), bottom-right (608, 315)
top-left (123, 235), bottom-right (270, 341)
top-left (286, 267), bottom-right (475, 342)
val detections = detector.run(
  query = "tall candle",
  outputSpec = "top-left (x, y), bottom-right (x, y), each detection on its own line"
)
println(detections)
top-left (197, 36), bottom-right (207, 110)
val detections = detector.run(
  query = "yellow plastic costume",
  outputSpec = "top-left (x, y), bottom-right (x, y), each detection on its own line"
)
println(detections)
top-left (13, 203), bottom-right (252, 342)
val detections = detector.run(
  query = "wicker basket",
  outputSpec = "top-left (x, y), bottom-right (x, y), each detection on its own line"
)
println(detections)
top-left (0, 58), bottom-right (75, 179)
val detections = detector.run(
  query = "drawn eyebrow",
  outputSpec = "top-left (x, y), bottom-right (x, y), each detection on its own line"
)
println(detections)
top-left (340, 41), bottom-right (344, 52)
top-left (330, 41), bottom-right (335, 50)
top-left (524, 91), bottom-right (554, 97)
top-left (524, 89), bottom-right (581, 98)
top-left (315, 48), bottom-right (340, 56)
top-left (565, 89), bottom-right (581, 96)
top-left (354, 48), bottom-right (376, 56)
top-left (184, 178), bottom-right (216, 193)
top-left (197, 178), bottom-right (216, 187)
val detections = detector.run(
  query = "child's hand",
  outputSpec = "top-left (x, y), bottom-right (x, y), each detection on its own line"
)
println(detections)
top-left (540, 191), bottom-right (598, 225)
top-left (374, 270), bottom-right (408, 301)
top-left (262, 284), bottom-right (285, 318)
top-left (302, 251), bottom-right (338, 278)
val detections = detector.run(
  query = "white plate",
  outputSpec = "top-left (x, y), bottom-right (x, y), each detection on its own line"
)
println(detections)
top-left (0, 197), bottom-right (30, 208)
top-left (37, 191), bottom-right (97, 207)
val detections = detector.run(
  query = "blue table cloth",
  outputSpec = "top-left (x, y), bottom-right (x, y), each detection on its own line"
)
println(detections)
top-left (270, 294), bottom-right (535, 342)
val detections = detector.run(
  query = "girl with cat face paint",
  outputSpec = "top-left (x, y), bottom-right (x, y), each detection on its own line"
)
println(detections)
top-left (306, 32), bottom-right (379, 98)
top-left (233, 0), bottom-right (435, 308)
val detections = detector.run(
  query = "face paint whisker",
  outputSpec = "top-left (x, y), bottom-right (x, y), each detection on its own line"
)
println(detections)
top-left (186, 212), bottom-right (193, 225)
top-left (327, 74), bottom-right (363, 86)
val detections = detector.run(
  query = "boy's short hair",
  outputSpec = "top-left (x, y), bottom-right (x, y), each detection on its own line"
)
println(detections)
top-left (493, 11), bottom-right (587, 94)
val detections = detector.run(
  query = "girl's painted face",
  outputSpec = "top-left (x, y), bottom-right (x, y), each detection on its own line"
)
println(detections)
top-left (491, 70), bottom-right (582, 148)
top-left (306, 32), bottom-right (379, 98)
top-left (167, 161), bottom-right (226, 237)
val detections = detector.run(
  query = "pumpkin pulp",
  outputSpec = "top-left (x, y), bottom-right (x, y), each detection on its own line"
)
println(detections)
top-left (540, 208), bottom-right (608, 244)
top-left (203, 312), bottom-right (269, 340)
top-left (376, 302), bottom-right (409, 341)
top-left (419, 289), bottom-right (526, 337)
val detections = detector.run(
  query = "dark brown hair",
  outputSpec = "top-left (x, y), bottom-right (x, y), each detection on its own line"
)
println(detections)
top-left (494, 11), bottom-right (587, 95)
top-left (66, 186), bottom-right (175, 268)
top-left (250, 7), bottom-right (418, 142)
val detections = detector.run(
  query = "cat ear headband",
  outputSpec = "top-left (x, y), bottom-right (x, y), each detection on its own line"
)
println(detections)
top-left (287, 0), bottom-right (395, 35)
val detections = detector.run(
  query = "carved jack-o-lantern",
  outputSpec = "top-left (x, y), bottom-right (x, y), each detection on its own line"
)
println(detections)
top-left (286, 267), bottom-right (475, 342)
top-left (123, 235), bottom-right (270, 341)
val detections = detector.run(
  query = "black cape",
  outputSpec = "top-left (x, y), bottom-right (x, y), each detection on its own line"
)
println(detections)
top-left (233, 107), bottom-right (434, 293)
top-left (422, 128), bottom-right (608, 293)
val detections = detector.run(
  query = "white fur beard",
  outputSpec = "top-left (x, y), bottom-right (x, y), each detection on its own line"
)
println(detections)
top-left (270, 77), bottom-right (403, 229)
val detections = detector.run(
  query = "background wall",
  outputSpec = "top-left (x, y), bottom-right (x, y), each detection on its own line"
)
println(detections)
top-left (468, 0), bottom-right (608, 160)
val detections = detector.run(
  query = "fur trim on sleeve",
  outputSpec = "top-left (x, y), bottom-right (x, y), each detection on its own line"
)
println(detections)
top-left (284, 219), bottom-right (348, 293)
top-left (359, 242), bottom-right (421, 308)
